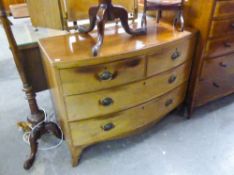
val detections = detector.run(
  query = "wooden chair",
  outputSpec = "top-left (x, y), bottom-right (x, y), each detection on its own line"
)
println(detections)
top-left (141, 0), bottom-right (184, 31)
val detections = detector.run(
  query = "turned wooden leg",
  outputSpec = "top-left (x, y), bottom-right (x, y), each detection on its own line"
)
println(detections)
top-left (23, 122), bottom-right (62, 170)
top-left (173, 10), bottom-right (184, 32)
top-left (157, 10), bottom-right (162, 23)
top-left (78, 6), bottom-right (98, 33)
top-left (44, 122), bottom-right (62, 139)
top-left (92, 4), bottom-right (107, 56)
top-left (141, 10), bottom-right (147, 29)
top-left (71, 147), bottom-right (84, 167)
top-left (23, 126), bottom-right (41, 170)
top-left (114, 6), bottom-right (146, 35)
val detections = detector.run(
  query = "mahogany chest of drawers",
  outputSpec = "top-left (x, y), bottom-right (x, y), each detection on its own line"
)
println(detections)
top-left (39, 19), bottom-right (195, 166)
top-left (185, 0), bottom-right (234, 114)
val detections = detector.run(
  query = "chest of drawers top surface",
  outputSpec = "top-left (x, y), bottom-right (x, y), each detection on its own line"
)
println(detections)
top-left (39, 18), bottom-right (193, 68)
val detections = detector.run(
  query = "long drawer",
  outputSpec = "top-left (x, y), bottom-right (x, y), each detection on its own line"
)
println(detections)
top-left (70, 84), bottom-right (187, 146)
top-left (60, 56), bottom-right (145, 96)
top-left (201, 52), bottom-right (234, 79)
top-left (209, 18), bottom-right (234, 38)
top-left (214, 0), bottom-right (234, 18)
top-left (147, 37), bottom-right (192, 76)
top-left (205, 35), bottom-right (234, 58)
top-left (65, 62), bottom-right (191, 121)
top-left (195, 78), bottom-right (234, 107)
top-left (197, 52), bottom-right (234, 106)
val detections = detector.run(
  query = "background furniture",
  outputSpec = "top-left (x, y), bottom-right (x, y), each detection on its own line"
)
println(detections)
top-left (39, 18), bottom-right (196, 166)
top-left (2, 0), bottom-right (24, 13)
top-left (141, 0), bottom-right (184, 31)
top-left (0, 1), bottom-right (61, 170)
top-left (184, 0), bottom-right (234, 115)
top-left (26, 0), bottom-right (138, 30)
top-left (9, 3), bottom-right (29, 18)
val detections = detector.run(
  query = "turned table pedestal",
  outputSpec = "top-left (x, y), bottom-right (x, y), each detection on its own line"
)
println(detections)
top-left (78, 0), bottom-right (146, 56)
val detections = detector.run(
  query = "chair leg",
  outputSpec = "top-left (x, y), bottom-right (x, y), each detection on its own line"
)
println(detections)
top-left (173, 10), bottom-right (184, 32)
top-left (157, 10), bottom-right (162, 23)
top-left (141, 10), bottom-right (147, 29)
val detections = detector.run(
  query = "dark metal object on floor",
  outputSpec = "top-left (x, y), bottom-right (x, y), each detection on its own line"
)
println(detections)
top-left (78, 0), bottom-right (146, 56)
top-left (0, 0), bottom-right (62, 170)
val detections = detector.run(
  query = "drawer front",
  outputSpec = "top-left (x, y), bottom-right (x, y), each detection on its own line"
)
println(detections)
top-left (201, 52), bottom-right (234, 80)
top-left (195, 78), bottom-right (234, 107)
top-left (65, 62), bottom-right (191, 121)
top-left (214, 1), bottom-right (234, 18)
top-left (197, 52), bottom-right (234, 106)
top-left (205, 35), bottom-right (234, 58)
top-left (147, 37), bottom-right (193, 76)
top-left (209, 18), bottom-right (234, 38)
top-left (60, 57), bottom-right (145, 95)
top-left (70, 84), bottom-right (187, 146)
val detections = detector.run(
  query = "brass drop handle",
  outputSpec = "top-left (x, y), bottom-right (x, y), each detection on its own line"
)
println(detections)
top-left (171, 49), bottom-right (181, 60)
top-left (98, 70), bottom-right (114, 81)
top-left (213, 82), bottom-right (220, 88)
top-left (102, 123), bottom-right (115, 131)
top-left (165, 99), bottom-right (174, 107)
top-left (219, 62), bottom-right (227, 68)
top-left (223, 42), bottom-right (232, 48)
top-left (168, 75), bottom-right (177, 84)
top-left (100, 97), bottom-right (114, 107)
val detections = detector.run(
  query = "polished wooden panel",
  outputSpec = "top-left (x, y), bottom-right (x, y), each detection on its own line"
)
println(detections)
top-left (20, 47), bottom-right (48, 92)
top-left (39, 20), bottom-right (193, 68)
top-left (205, 35), bottom-right (234, 58)
top-left (27, 0), bottom-right (63, 29)
top-left (209, 18), bottom-right (234, 38)
top-left (65, 63), bottom-right (190, 121)
top-left (147, 37), bottom-right (193, 76)
top-left (214, 0), bottom-right (234, 18)
top-left (65, 0), bottom-right (136, 21)
top-left (60, 57), bottom-right (145, 95)
top-left (70, 84), bottom-right (187, 146)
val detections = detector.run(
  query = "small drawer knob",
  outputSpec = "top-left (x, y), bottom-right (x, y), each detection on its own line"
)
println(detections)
top-left (223, 42), bottom-right (232, 48)
top-left (168, 75), bottom-right (177, 84)
top-left (98, 70), bottom-right (114, 81)
top-left (213, 82), bottom-right (220, 88)
top-left (102, 123), bottom-right (115, 131)
top-left (100, 97), bottom-right (114, 107)
top-left (171, 49), bottom-right (181, 60)
top-left (165, 99), bottom-right (174, 107)
top-left (219, 62), bottom-right (227, 68)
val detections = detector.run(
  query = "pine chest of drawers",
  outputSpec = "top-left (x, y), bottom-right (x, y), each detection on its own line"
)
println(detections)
top-left (39, 19), bottom-right (196, 166)
top-left (185, 0), bottom-right (234, 114)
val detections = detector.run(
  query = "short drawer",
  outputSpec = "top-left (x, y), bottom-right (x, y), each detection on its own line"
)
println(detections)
top-left (70, 84), bottom-right (187, 146)
top-left (147, 37), bottom-right (193, 76)
top-left (201, 52), bottom-right (234, 80)
top-left (65, 62), bottom-right (191, 121)
top-left (214, 1), bottom-right (234, 18)
top-left (205, 35), bottom-right (234, 58)
top-left (60, 57), bottom-right (145, 95)
top-left (209, 18), bottom-right (234, 38)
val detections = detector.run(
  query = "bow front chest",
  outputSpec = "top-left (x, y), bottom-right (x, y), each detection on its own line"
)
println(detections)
top-left (39, 19), bottom-right (196, 166)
